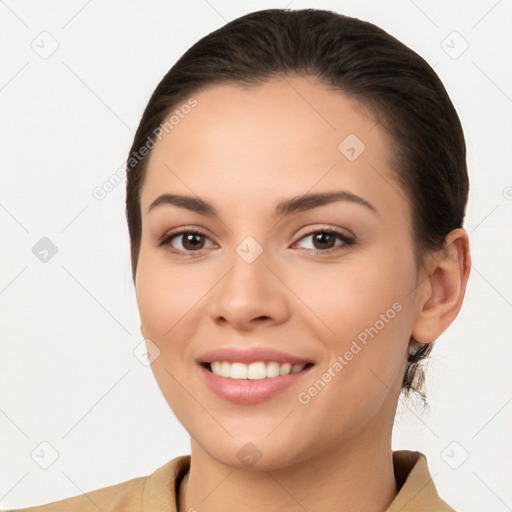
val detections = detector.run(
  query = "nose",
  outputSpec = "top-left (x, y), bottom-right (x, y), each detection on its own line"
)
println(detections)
top-left (207, 241), bottom-right (290, 331)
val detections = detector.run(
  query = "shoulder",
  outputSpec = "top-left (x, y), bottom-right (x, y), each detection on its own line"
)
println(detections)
top-left (3, 475), bottom-right (146, 512)
top-left (3, 455), bottom-right (191, 512)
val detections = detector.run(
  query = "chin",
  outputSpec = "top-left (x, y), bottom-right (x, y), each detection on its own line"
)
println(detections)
top-left (192, 432), bottom-right (314, 472)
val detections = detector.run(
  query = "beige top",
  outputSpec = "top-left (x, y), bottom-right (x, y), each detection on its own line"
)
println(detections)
top-left (5, 450), bottom-right (455, 511)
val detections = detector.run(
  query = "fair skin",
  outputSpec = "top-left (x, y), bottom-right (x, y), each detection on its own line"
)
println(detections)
top-left (135, 76), bottom-right (470, 512)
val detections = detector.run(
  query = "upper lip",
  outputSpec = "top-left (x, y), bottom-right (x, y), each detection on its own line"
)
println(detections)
top-left (197, 346), bottom-right (315, 365)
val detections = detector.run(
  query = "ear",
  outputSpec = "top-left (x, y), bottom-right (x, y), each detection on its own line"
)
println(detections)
top-left (411, 228), bottom-right (471, 343)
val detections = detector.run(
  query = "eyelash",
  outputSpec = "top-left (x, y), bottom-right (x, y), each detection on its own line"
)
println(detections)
top-left (157, 227), bottom-right (356, 257)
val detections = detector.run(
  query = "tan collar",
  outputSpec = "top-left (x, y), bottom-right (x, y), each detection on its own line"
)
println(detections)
top-left (386, 450), bottom-right (454, 511)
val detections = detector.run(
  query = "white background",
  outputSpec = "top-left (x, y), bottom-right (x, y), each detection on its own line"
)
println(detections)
top-left (1, 0), bottom-right (511, 510)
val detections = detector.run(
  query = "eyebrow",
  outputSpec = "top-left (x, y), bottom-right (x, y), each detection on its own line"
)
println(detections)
top-left (147, 190), bottom-right (378, 218)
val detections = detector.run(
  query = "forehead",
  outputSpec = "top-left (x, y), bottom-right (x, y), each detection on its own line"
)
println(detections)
top-left (140, 76), bottom-right (409, 223)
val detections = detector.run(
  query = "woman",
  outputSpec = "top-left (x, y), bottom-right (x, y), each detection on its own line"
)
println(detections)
top-left (9, 7), bottom-right (470, 512)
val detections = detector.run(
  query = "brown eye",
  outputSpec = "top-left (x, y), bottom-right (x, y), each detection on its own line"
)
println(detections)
top-left (158, 230), bottom-right (215, 254)
top-left (294, 229), bottom-right (355, 254)
top-left (180, 232), bottom-right (206, 251)
top-left (311, 232), bottom-right (337, 250)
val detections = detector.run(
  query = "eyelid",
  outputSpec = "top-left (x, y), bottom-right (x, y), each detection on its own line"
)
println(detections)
top-left (294, 224), bottom-right (355, 241)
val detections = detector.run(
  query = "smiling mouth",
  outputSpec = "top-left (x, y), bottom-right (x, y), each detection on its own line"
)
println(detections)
top-left (201, 361), bottom-right (315, 380)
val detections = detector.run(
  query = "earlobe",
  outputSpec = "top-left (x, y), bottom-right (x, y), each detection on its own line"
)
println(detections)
top-left (411, 228), bottom-right (471, 344)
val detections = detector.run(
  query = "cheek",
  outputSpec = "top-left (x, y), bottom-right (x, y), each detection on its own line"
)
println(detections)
top-left (135, 249), bottom-right (226, 394)
top-left (136, 249), bottom-right (207, 341)
top-left (135, 252), bottom-right (204, 420)
top-left (296, 249), bottom-right (414, 394)
top-left (298, 249), bottom-right (413, 339)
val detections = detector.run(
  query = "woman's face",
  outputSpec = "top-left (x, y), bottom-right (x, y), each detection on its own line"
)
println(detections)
top-left (135, 76), bottom-right (427, 469)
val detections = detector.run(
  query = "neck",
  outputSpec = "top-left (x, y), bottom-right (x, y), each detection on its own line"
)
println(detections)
top-left (179, 431), bottom-right (398, 512)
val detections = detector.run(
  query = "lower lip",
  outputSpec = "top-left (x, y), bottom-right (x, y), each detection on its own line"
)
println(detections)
top-left (199, 364), bottom-right (314, 404)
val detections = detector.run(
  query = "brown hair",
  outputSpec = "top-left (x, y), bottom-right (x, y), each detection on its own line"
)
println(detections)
top-left (125, 8), bottom-right (468, 402)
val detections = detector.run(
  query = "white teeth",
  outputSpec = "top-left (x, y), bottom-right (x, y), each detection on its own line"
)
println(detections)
top-left (247, 362), bottom-right (267, 380)
top-left (291, 364), bottom-right (305, 374)
top-left (208, 361), bottom-right (307, 379)
top-left (279, 363), bottom-right (292, 375)
top-left (266, 361), bottom-right (280, 378)
top-left (230, 362), bottom-right (247, 379)
top-left (220, 361), bottom-right (231, 378)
